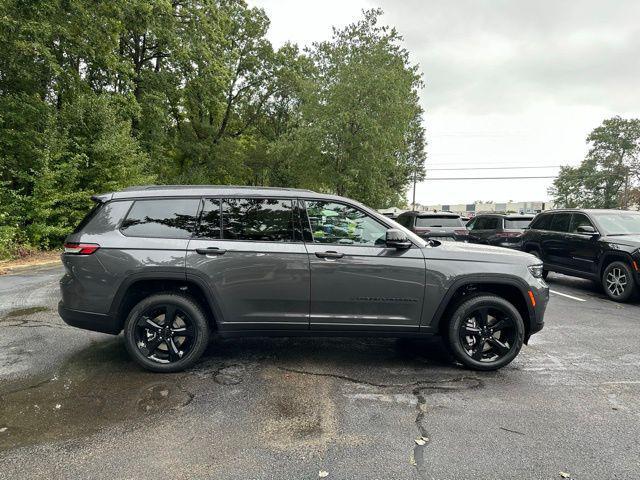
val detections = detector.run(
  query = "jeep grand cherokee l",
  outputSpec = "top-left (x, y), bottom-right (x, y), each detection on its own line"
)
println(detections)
top-left (59, 186), bottom-right (548, 372)
top-left (521, 209), bottom-right (640, 302)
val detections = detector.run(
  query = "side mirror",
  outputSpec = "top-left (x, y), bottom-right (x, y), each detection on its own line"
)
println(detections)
top-left (577, 225), bottom-right (598, 235)
top-left (386, 229), bottom-right (412, 249)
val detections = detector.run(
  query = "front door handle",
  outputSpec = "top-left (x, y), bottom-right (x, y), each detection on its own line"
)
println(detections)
top-left (315, 250), bottom-right (344, 259)
top-left (196, 247), bottom-right (227, 256)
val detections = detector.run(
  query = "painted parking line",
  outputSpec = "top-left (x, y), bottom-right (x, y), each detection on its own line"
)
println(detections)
top-left (550, 290), bottom-right (587, 302)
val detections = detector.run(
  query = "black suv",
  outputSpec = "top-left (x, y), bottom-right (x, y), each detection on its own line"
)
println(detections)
top-left (466, 214), bottom-right (534, 249)
top-left (521, 209), bottom-right (640, 301)
top-left (59, 186), bottom-right (548, 372)
top-left (395, 211), bottom-right (469, 242)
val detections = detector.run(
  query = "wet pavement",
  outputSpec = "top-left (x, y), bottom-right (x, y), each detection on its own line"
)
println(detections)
top-left (1, 264), bottom-right (639, 479)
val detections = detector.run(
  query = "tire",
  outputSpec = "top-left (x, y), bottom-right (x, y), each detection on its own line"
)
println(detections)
top-left (124, 293), bottom-right (210, 373)
top-left (446, 295), bottom-right (525, 371)
top-left (529, 250), bottom-right (549, 280)
top-left (602, 261), bottom-right (636, 302)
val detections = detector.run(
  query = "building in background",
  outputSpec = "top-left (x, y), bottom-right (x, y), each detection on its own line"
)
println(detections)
top-left (381, 201), bottom-right (553, 218)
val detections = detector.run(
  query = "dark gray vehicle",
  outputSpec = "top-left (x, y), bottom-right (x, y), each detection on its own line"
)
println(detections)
top-left (466, 214), bottom-right (534, 249)
top-left (396, 211), bottom-right (469, 242)
top-left (59, 186), bottom-right (548, 372)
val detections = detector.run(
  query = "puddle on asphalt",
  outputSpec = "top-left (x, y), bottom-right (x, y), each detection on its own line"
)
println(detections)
top-left (0, 339), bottom-right (193, 451)
top-left (2, 306), bottom-right (49, 320)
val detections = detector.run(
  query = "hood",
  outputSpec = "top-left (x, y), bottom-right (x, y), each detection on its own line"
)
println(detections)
top-left (423, 241), bottom-right (538, 265)
top-left (603, 234), bottom-right (640, 248)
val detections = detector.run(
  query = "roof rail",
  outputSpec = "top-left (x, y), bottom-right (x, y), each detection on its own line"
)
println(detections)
top-left (121, 184), bottom-right (316, 193)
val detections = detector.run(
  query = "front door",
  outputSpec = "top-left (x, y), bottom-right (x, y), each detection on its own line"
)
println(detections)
top-left (185, 197), bottom-right (310, 330)
top-left (302, 200), bottom-right (426, 332)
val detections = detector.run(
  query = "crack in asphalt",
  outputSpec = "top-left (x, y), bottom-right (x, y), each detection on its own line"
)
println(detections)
top-left (277, 366), bottom-right (482, 479)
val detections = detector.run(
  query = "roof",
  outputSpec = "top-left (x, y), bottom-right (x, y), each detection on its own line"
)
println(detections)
top-left (93, 185), bottom-right (325, 202)
top-left (474, 213), bottom-right (535, 218)
top-left (399, 211), bottom-right (461, 217)
top-left (537, 208), bottom-right (640, 214)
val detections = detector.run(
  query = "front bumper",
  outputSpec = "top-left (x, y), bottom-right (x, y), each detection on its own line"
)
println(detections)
top-left (58, 301), bottom-right (121, 335)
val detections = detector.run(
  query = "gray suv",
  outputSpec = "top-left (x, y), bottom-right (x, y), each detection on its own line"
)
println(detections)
top-left (59, 186), bottom-right (548, 372)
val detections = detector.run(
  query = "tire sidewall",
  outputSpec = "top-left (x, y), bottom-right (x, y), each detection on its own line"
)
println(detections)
top-left (447, 295), bottom-right (525, 371)
top-left (124, 293), bottom-right (210, 373)
top-left (602, 261), bottom-right (635, 302)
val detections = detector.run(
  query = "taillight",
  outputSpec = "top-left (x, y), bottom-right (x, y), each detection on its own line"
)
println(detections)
top-left (64, 243), bottom-right (100, 255)
top-left (454, 229), bottom-right (469, 236)
top-left (414, 227), bottom-right (431, 234)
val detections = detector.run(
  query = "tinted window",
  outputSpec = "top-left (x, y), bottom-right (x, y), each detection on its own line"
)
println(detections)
top-left (120, 199), bottom-right (199, 238)
top-left (397, 215), bottom-right (413, 228)
top-left (305, 201), bottom-right (387, 246)
top-left (221, 198), bottom-right (294, 242)
top-left (505, 218), bottom-right (532, 229)
top-left (570, 214), bottom-right (594, 233)
top-left (484, 217), bottom-right (501, 229)
top-left (549, 213), bottom-right (572, 232)
top-left (530, 214), bottom-right (551, 230)
top-left (198, 199), bottom-right (221, 239)
top-left (474, 217), bottom-right (499, 229)
top-left (415, 216), bottom-right (464, 227)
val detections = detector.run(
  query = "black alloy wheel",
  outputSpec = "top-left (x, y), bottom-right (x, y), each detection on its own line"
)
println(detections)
top-left (447, 295), bottom-right (525, 371)
top-left (124, 293), bottom-right (210, 372)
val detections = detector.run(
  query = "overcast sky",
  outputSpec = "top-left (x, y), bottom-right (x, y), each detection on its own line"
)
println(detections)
top-left (249, 0), bottom-right (640, 206)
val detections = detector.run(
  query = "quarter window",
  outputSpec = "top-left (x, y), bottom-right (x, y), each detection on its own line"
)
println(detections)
top-left (305, 201), bottom-right (387, 246)
top-left (221, 198), bottom-right (295, 242)
top-left (120, 199), bottom-right (199, 238)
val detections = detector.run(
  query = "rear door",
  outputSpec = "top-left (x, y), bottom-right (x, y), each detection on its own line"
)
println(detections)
top-left (185, 197), bottom-right (310, 330)
top-left (302, 200), bottom-right (426, 332)
top-left (543, 212), bottom-right (572, 267)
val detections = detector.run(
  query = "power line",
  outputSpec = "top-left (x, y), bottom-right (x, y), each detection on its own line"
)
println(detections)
top-left (427, 165), bottom-right (561, 171)
top-left (425, 176), bottom-right (557, 180)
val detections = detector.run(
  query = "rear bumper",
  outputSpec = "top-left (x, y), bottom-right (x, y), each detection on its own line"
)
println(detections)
top-left (58, 301), bottom-right (121, 335)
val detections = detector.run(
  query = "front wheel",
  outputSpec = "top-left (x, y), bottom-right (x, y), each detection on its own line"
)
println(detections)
top-left (446, 295), bottom-right (525, 371)
top-left (602, 261), bottom-right (636, 302)
top-left (124, 293), bottom-right (210, 372)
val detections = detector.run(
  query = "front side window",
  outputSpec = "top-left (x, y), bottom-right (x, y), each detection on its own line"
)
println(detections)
top-left (198, 199), bottom-right (222, 239)
top-left (120, 199), bottom-right (200, 238)
top-left (305, 201), bottom-right (387, 246)
top-left (221, 198), bottom-right (295, 242)
top-left (570, 214), bottom-right (594, 234)
top-left (549, 213), bottom-right (572, 233)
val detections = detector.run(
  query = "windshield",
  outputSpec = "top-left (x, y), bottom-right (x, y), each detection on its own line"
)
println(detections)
top-left (591, 212), bottom-right (640, 235)
top-left (416, 216), bottom-right (463, 227)
top-left (505, 218), bottom-right (532, 229)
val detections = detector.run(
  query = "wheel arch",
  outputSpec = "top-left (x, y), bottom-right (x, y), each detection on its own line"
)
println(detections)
top-left (598, 251), bottom-right (636, 279)
top-left (434, 276), bottom-right (536, 342)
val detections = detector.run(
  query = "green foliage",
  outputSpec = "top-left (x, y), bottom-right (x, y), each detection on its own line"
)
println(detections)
top-left (549, 117), bottom-right (640, 209)
top-left (0, 1), bottom-right (426, 258)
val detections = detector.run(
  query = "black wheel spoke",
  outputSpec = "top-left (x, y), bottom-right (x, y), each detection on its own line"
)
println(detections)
top-left (488, 337), bottom-right (510, 355)
top-left (475, 307), bottom-right (489, 327)
top-left (165, 305), bottom-right (177, 327)
top-left (167, 338), bottom-right (180, 361)
top-left (463, 325), bottom-right (481, 335)
top-left (471, 339), bottom-right (485, 360)
top-left (143, 338), bottom-right (162, 357)
top-left (490, 318), bottom-right (508, 332)
top-left (172, 326), bottom-right (194, 338)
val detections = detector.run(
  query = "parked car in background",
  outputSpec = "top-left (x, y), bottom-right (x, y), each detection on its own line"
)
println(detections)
top-left (466, 214), bottom-right (534, 249)
top-left (521, 209), bottom-right (640, 302)
top-left (395, 211), bottom-right (469, 242)
top-left (59, 186), bottom-right (547, 372)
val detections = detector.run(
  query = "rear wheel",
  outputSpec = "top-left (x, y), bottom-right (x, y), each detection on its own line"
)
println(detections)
top-left (602, 261), bottom-right (636, 302)
top-left (124, 293), bottom-right (210, 372)
top-left (446, 295), bottom-right (525, 371)
top-left (529, 250), bottom-right (548, 280)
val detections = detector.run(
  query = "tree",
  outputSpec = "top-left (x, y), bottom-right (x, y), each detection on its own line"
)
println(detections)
top-left (549, 117), bottom-right (640, 208)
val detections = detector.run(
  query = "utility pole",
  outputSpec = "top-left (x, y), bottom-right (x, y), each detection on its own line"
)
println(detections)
top-left (412, 170), bottom-right (417, 211)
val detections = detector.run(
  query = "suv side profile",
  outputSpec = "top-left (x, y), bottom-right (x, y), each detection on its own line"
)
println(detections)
top-left (521, 209), bottom-right (640, 302)
top-left (59, 186), bottom-right (548, 372)
top-left (466, 214), bottom-right (534, 249)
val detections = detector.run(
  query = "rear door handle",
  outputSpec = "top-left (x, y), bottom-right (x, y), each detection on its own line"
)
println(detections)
top-left (196, 247), bottom-right (227, 256)
top-left (315, 250), bottom-right (344, 259)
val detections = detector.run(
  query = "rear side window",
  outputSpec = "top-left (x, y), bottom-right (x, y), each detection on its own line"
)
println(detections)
top-left (549, 213), bottom-right (571, 232)
top-left (505, 218), bottom-right (532, 229)
top-left (530, 214), bottom-right (551, 230)
top-left (198, 199), bottom-right (222, 239)
top-left (415, 216), bottom-right (463, 227)
top-left (221, 198), bottom-right (295, 242)
top-left (120, 199), bottom-right (200, 238)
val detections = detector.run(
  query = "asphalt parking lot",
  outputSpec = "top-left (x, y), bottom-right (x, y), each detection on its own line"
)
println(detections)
top-left (1, 264), bottom-right (639, 479)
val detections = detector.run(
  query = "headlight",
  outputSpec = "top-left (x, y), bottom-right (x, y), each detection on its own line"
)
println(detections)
top-left (528, 264), bottom-right (544, 278)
